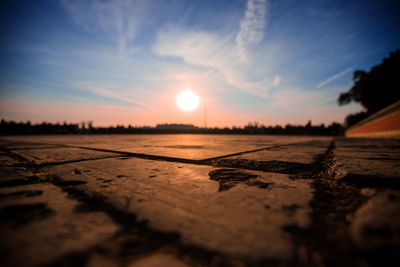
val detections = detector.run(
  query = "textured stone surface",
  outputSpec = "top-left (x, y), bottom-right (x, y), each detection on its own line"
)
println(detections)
top-left (0, 164), bottom-right (119, 267)
top-left (43, 158), bottom-right (313, 260)
top-left (16, 147), bottom-right (120, 164)
top-left (0, 139), bottom-right (63, 150)
top-left (335, 138), bottom-right (400, 178)
top-left (225, 140), bottom-right (330, 164)
top-left (350, 190), bottom-right (400, 251)
top-left (0, 135), bottom-right (399, 266)
top-left (128, 253), bottom-right (189, 267)
top-left (0, 135), bottom-right (329, 160)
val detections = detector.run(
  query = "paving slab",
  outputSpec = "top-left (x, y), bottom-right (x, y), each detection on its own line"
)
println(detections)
top-left (0, 165), bottom-right (120, 267)
top-left (15, 147), bottom-right (121, 165)
top-left (220, 140), bottom-right (330, 164)
top-left (128, 253), bottom-right (189, 267)
top-left (334, 138), bottom-right (400, 179)
top-left (0, 139), bottom-right (63, 150)
top-left (1, 135), bottom-right (330, 160)
top-left (350, 190), bottom-right (400, 252)
top-left (43, 157), bottom-right (314, 262)
top-left (0, 153), bottom-right (20, 166)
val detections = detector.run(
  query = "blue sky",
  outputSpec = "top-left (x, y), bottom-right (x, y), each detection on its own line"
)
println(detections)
top-left (0, 0), bottom-right (399, 127)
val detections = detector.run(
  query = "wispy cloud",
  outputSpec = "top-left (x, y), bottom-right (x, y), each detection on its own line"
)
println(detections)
top-left (61, 0), bottom-right (148, 53)
top-left (268, 86), bottom-right (363, 124)
top-left (0, 96), bottom-right (145, 125)
top-left (153, 26), bottom-right (279, 98)
top-left (153, 26), bottom-right (237, 68)
top-left (316, 67), bottom-right (352, 88)
top-left (62, 0), bottom-right (274, 99)
top-left (152, 0), bottom-right (275, 98)
top-left (70, 81), bottom-right (148, 107)
top-left (271, 75), bottom-right (282, 87)
top-left (271, 83), bottom-right (355, 110)
top-left (236, 0), bottom-right (268, 61)
top-left (271, 88), bottom-right (326, 110)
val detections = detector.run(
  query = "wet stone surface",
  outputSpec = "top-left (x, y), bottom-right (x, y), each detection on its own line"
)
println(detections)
top-left (0, 135), bottom-right (399, 266)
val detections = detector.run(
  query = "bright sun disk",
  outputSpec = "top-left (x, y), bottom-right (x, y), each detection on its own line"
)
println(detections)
top-left (176, 89), bottom-right (199, 111)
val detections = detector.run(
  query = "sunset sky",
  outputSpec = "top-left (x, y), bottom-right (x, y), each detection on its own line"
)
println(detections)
top-left (1, 0), bottom-right (399, 127)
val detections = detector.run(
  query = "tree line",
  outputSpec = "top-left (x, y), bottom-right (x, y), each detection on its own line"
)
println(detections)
top-left (338, 49), bottom-right (400, 127)
top-left (0, 119), bottom-right (343, 136)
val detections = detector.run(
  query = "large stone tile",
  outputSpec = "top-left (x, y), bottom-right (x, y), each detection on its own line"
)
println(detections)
top-left (350, 190), bottom-right (400, 252)
top-left (1, 135), bottom-right (330, 160)
top-left (128, 253), bottom-right (189, 267)
top-left (0, 167), bottom-right (119, 267)
top-left (334, 138), bottom-right (400, 178)
top-left (335, 138), bottom-right (400, 149)
top-left (0, 154), bottom-right (20, 166)
top-left (221, 140), bottom-right (331, 164)
top-left (15, 147), bottom-right (121, 164)
top-left (43, 157), bottom-right (314, 262)
top-left (0, 139), bottom-right (63, 150)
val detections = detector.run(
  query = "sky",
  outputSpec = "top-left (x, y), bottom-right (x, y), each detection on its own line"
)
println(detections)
top-left (0, 0), bottom-right (399, 127)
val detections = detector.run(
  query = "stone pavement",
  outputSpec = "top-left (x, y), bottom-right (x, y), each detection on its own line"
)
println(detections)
top-left (0, 135), bottom-right (399, 266)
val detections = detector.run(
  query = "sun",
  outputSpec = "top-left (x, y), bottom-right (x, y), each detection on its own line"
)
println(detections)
top-left (176, 89), bottom-right (200, 111)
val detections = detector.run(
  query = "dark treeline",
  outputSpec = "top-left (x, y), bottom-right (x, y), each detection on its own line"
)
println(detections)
top-left (338, 49), bottom-right (400, 127)
top-left (0, 119), bottom-right (344, 136)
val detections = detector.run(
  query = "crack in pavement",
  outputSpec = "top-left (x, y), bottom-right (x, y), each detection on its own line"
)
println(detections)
top-left (282, 141), bottom-right (384, 266)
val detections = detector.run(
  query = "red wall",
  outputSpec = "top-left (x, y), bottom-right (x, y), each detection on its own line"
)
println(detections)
top-left (346, 112), bottom-right (400, 137)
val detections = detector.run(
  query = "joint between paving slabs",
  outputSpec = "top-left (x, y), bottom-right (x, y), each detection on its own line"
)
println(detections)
top-left (284, 141), bottom-right (380, 266)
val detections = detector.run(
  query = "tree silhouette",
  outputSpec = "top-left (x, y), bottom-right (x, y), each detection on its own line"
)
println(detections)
top-left (0, 119), bottom-right (344, 136)
top-left (338, 50), bottom-right (400, 114)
